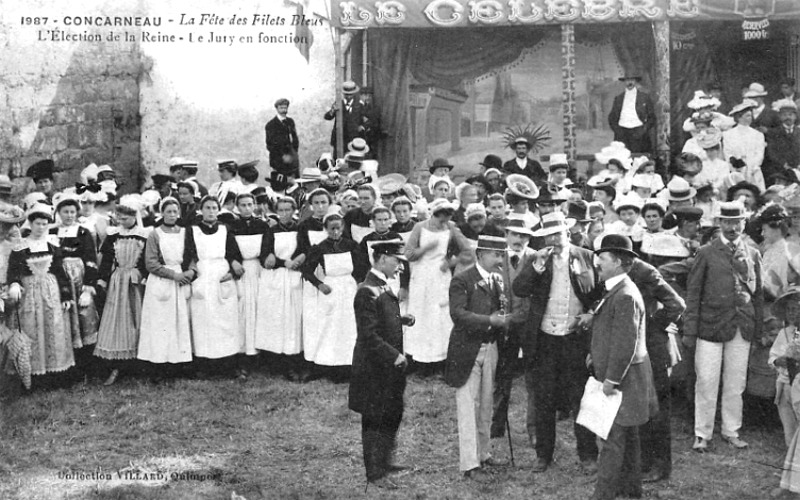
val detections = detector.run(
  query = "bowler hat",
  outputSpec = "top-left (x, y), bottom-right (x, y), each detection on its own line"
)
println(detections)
top-left (429, 158), bottom-right (454, 174)
top-left (726, 181), bottom-right (760, 202)
top-left (151, 174), bottom-right (175, 186)
top-left (479, 154), bottom-right (503, 171)
top-left (618, 74), bottom-right (642, 82)
top-left (594, 234), bottom-right (638, 258)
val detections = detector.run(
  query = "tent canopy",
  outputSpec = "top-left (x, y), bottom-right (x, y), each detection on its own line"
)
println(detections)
top-left (333, 0), bottom-right (800, 29)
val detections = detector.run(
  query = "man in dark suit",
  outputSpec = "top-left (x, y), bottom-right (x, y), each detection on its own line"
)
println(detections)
top-left (349, 240), bottom-right (416, 490)
top-left (608, 75), bottom-right (655, 154)
top-left (502, 137), bottom-right (547, 186)
top-left (445, 235), bottom-right (511, 480)
top-left (590, 234), bottom-right (657, 500)
top-left (265, 98), bottom-right (300, 176)
top-left (491, 220), bottom-right (535, 442)
top-left (512, 212), bottom-right (601, 473)
top-left (628, 256), bottom-right (685, 483)
top-left (324, 80), bottom-right (373, 159)
top-left (763, 100), bottom-right (800, 184)
top-left (683, 201), bottom-right (764, 452)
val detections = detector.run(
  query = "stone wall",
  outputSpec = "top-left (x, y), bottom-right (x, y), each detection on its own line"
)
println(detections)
top-left (0, 0), bottom-right (145, 197)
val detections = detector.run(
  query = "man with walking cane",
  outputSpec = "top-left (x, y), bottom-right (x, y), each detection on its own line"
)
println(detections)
top-left (349, 240), bottom-right (416, 490)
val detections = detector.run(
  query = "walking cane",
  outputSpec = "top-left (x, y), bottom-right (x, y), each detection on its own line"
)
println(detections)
top-left (505, 412), bottom-right (515, 467)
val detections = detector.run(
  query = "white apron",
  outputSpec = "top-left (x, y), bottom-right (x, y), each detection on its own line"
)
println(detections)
top-left (190, 226), bottom-right (242, 358)
top-left (256, 231), bottom-right (303, 354)
top-left (350, 224), bottom-right (373, 244)
top-left (405, 227), bottom-right (453, 363)
top-left (138, 229), bottom-right (192, 363)
top-left (301, 229), bottom-right (328, 358)
top-left (305, 251), bottom-right (357, 366)
top-left (235, 234), bottom-right (262, 356)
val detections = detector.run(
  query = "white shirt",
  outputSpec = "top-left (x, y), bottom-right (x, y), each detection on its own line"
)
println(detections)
top-left (604, 272), bottom-right (627, 291)
top-left (541, 247), bottom-right (583, 336)
top-left (693, 158), bottom-right (730, 191)
top-left (722, 125), bottom-right (766, 190)
top-left (619, 88), bottom-right (644, 129)
top-left (516, 157), bottom-right (528, 170)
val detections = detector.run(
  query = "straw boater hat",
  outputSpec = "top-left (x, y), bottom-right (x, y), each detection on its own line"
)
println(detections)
top-left (716, 201), bottom-right (747, 219)
top-left (662, 177), bottom-right (696, 202)
top-left (593, 233), bottom-right (638, 258)
top-left (342, 80), bottom-right (360, 96)
top-left (296, 167), bottom-right (323, 184)
top-left (505, 218), bottom-right (535, 237)
top-left (476, 234), bottom-right (506, 251)
top-left (514, 136), bottom-right (532, 148)
top-left (773, 285), bottom-right (800, 323)
top-left (640, 233), bottom-right (690, 258)
top-left (505, 174), bottom-right (540, 200)
top-left (728, 99), bottom-right (759, 117)
top-left (348, 137), bottom-right (370, 156)
top-left (532, 212), bottom-right (575, 237)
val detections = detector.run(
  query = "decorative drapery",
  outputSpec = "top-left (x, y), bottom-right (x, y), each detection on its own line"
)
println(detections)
top-left (654, 21), bottom-right (672, 164)
top-left (369, 27), bottom-right (552, 172)
top-left (561, 24), bottom-right (577, 160)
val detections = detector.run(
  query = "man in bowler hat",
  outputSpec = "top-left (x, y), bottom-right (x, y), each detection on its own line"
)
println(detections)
top-left (349, 240), bottom-right (416, 490)
top-left (590, 234), bottom-right (657, 500)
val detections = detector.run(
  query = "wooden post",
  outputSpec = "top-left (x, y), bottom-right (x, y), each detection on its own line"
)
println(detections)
top-left (653, 21), bottom-right (671, 171)
top-left (561, 24), bottom-right (577, 161)
top-left (334, 28), bottom-right (345, 157)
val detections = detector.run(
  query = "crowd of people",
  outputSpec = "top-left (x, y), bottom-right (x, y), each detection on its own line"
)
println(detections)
top-left (1, 77), bottom-right (800, 498)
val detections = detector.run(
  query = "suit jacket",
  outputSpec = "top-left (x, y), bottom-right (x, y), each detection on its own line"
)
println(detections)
top-left (265, 116), bottom-right (299, 168)
top-left (763, 126), bottom-right (800, 182)
top-left (684, 237), bottom-right (764, 343)
top-left (502, 158), bottom-right (547, 186)
top-left (445, 265), bottom-right (503, 388)
top-left (591, 274), bottom-right (656, 427)
top-left (753, 107), bottom-right (781, 133)
top-left (628, 258), bottom-right (686, 368)
top-left (502, 247), bottom-right (535, 327)
top-left (324, 98), bottom-right (372, 149)
top-left (608, 89), bottom-right (655, 135)
top-left (349, 271), bottom-right (406, 418)
top-left (511, 245), bottom-right (602, 357)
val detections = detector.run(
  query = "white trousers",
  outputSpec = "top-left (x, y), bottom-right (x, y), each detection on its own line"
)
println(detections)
top-left (694, 329), bottom-right (750, 440)
top-left (455, 342), bottom-right (498, 471)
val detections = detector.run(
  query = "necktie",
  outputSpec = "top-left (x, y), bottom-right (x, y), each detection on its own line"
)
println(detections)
top-left (511, 255), bottom-right (520, 270)
top-left (728, 241), bottom-right (737, 253)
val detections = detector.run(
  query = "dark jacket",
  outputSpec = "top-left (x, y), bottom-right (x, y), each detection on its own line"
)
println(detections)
top-left (349, 271), bottom-right (407, 418)
top-left (324, 98), bottom-right (372, 151)
top-left (608, 89), bottom-right (655, 135)
top-left (502, 158), bottom-right (547, 186)
top-left (763, 126), bottom-right (800, 183)
top-left (684, 237), bottom-right (764, 343)
top-left (265, 116), bottom-right (300, 169)
top-left (591, 275), bottom-right (657, 427)
top-left (445, 265), bottom-right (503, 388)
top-left (512, 245), bottom-right (601, 357)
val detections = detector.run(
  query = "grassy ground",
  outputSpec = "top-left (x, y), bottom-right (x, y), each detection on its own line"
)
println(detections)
top-left (0, 363), bottom-right (789, 500)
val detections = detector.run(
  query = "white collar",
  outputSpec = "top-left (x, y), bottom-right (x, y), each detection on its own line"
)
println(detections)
top-left (604, 273), bottom-right (627, 291)
top-left (370, 268), bottom-right (391, 283)
top-left (625, 87), bottom-right (637, 94)
top-left (476, 263), bottom-right (492, 281)
top-left (720, 234), bottom-right (741, 247)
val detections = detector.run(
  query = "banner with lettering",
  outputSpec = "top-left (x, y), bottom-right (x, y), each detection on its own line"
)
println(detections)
top-left (331, 0), bottom-right (800, 28)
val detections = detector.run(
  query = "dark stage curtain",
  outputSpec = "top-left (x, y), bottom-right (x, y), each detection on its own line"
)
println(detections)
top-left (369, 27), bottom-right (553, 173)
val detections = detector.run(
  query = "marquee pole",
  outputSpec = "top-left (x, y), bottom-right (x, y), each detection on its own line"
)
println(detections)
top-left (653, 21), bottom-right (671, 171)
top-left (334, 28), bottom-right (345, 157)
top-left (561, 23), bottom-right (577, 162)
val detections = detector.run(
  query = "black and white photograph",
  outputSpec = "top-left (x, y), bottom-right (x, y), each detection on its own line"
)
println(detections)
top-left (1, 0), bottom-right (800, 498)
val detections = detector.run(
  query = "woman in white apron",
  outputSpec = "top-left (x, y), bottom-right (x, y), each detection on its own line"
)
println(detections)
top-left (184, 195), bottom-right (243, 377)
top-left (137, 197), bottom-right (192, 369)
top-left (301, 206), bottom-right (368, 381)
top-left (404, 199), bottom-right (468, 372)
top-left (256, 196), bottom-right (305, 379)
top-left (229, 192), bottom-right (269, 374)
top-left (298, 188), bottom-right (333, 370)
